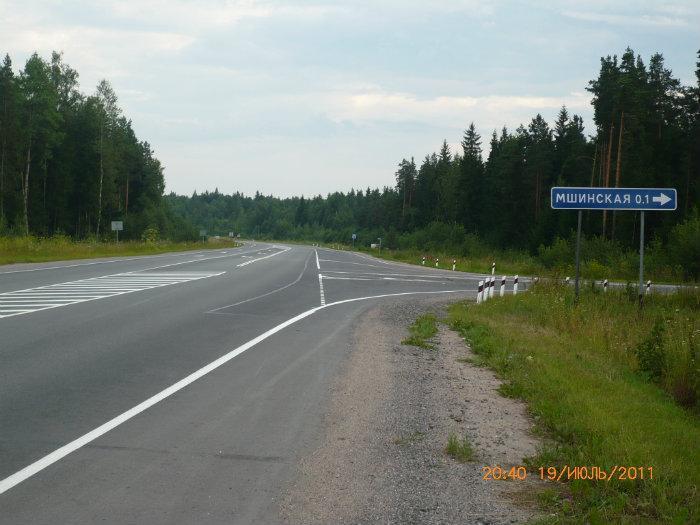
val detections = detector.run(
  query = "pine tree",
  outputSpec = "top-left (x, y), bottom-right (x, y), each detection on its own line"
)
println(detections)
top-left (0, 54), bottom-right (17, 225)
top-left (18, 54), bottom-right (61, 234)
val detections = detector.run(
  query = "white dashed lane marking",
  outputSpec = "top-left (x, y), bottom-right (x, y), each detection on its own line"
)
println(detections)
top-left (0, 271), bottom-right (223, 319)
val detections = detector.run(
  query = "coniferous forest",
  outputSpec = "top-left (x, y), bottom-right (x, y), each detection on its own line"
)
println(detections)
top-left (1, 48), bottom-right (699, 277)
top-left (0, 52), bottom-right (195, 241)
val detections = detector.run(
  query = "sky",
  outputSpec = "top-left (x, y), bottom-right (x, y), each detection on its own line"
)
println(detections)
top-left (1, 0), bottom-right (699, 197)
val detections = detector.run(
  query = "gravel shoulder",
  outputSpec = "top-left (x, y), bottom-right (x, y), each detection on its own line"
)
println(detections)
top-left (281, 297), bottom-right (543, 524)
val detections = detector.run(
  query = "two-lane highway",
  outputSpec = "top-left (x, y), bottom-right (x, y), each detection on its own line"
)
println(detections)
top-left (0, 243), bottom-right (489, 523)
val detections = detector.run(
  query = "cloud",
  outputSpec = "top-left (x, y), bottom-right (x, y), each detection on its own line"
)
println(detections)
top-left (562, 10), bottom-right (689, 27)
top-left (105, 0), bottom-right (348, 31)
top-left (322, 90), bottom-right (592, 129)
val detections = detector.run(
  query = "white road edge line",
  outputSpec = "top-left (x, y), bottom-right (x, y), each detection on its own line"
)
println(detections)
top-left (0, 287), bottom-right (471, 495)
top-left (0, 251), bottom-right (212, 275)
top-left (315, 249), bottom-right (320, 270)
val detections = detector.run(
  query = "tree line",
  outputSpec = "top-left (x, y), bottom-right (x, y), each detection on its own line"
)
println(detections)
top-left (1, 48), bottom-right (697, 274)
top-left (0, 51), bottom-right (193, 240)
top-left (167, 48), bottom-right (699, 275)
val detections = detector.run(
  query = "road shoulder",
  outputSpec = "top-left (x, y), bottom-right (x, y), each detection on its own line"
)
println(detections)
top-left (281, 297), bottom-right (542, 524)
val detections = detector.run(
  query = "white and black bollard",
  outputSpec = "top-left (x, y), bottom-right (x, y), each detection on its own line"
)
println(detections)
top-left (452, 259), bottom-right (456, 271)
top-left (646, 280), bottom-right (652, 295)
top-left (603, 279), bottom-right (608, 292)
top-left (500, 276), bottom-right (506, 297)
top-left (477, 280), bottom-right (484, 304)
top-left (513, 275), bottom-right (519, 295)
top-left (422, 256), bottom-right (425, 266)
top-left (488, 276), bottom-right (495, 299)
top-left (491, 262), bottom-right (496, 276)
top-left (435, 258), bottom-right (439, 268)
top-left (482, 279), bottom-right (489, 302)
top-left (565, 276), bottom-right (570, 284)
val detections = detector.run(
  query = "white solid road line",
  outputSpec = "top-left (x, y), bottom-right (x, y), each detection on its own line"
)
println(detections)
top-left (135, 246), bottom-right (267, 272)
top-left (0, 287), bottom-right (471, 496)
top-left (315, 250), bottom-right (320, 270)
top-left (322, 276), bottom-right (447, 283)
top-left (0, 251), bottom-right (212, 275)
top-left (318, 258), bottom-right (385, 268)
top-left (237, 246), bottom-right (291, 267)
top-left (321, 270), bottom-right (482, 281)
top-left (0, 244), bottom-right (265, 277)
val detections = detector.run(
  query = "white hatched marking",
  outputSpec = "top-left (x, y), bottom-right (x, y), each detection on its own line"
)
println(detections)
top-left (0, 271), bottom-right (223, 319)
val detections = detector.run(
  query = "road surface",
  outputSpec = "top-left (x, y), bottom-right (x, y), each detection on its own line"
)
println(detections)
top-left (0, 243), bottom-right (503, 523)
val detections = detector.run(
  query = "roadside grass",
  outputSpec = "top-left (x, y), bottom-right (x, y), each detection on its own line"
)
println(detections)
top-left (0, 236), bottom-right (241, 265)
top-left (448, 283), bottom-right (700, 522)
top-left (370, 247), bottom-right (544, 279)
top-left (445, 433), bottom-right (474, 463)
top-left (402, 313), bottom-right (439, 349)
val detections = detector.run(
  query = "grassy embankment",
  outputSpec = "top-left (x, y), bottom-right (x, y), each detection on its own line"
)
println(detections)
top-left (448, 283), bottom-right (699, 523)
top-left (0, 236), bottom-right (241, 265)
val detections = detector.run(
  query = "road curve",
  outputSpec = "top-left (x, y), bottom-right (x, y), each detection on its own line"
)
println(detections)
top-left (0, 243), bottom-right (495, 524)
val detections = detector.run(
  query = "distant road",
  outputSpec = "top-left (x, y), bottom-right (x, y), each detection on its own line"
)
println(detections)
top-left (0, 242), bottom-right (505, 523)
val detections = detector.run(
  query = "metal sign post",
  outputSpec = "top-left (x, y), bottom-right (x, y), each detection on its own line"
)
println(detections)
top-left (551, 187), bottom-right (676, 306)
top-left (574, 210), bottom-right (582, 301)
top-left (639, 211), bottom-right (645, 308)
top-left (111, 221), bottom-right (123, 242)
top-left (352, 233), bottom-right (357, 248)
top-left (199, 229), bottom-right (207, 243)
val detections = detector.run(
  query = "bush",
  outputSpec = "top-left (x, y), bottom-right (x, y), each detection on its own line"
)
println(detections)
top-left (538, 237), bottom-right (572, 269)
top-left (667, 212), bottom-right (700, 281)
top-left (141, 227), bottom-right (160, 243)
top-left (635, 319), bottom-right (666, 382)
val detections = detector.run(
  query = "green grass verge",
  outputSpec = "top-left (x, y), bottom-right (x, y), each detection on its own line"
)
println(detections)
top-left (0, 236), bottom-right (242, 265)
top-left (402, 313), bottom-right (439, 349)
top-left (445, 432), bottom-right (474, 462)
top-left (372, 247), bottom-right (543, 278)
top-left (448, 284), bottom-right (700, 523)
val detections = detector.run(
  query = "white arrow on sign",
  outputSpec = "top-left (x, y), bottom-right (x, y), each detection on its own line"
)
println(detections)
top-left (652, 193), bottom-right (671, 206)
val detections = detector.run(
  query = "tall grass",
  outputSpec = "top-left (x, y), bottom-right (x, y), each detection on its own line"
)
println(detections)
top-left (448, 284), bottom-right (700, 522)
top-left (0, 235), bottom-right (240, 265)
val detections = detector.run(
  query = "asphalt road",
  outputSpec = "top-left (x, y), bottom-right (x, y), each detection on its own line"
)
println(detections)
top-left (0, 242), bottom-right (505, 524)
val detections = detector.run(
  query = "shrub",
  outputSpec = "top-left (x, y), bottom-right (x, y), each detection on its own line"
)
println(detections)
top-left (141, 227), bottom-right (160, 243)
top-left (666, 212), bottom-right (700, 281)
top-left (635, 319), bottom-right (666, 382)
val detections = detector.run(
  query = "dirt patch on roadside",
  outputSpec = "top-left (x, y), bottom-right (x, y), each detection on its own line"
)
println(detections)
top-left (281, 298), bottom-right (543, 524)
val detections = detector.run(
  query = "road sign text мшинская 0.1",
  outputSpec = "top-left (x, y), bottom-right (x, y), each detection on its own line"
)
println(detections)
top-left (551, 187), bottom-right (676, 211)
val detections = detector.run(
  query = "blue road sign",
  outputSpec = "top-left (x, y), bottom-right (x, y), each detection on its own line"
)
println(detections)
top-left (551, 187), bottom-right (677, 211)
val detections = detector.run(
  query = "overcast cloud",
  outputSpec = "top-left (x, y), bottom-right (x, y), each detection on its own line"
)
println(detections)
top-left (1, 0), bottom-right (698, 197)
